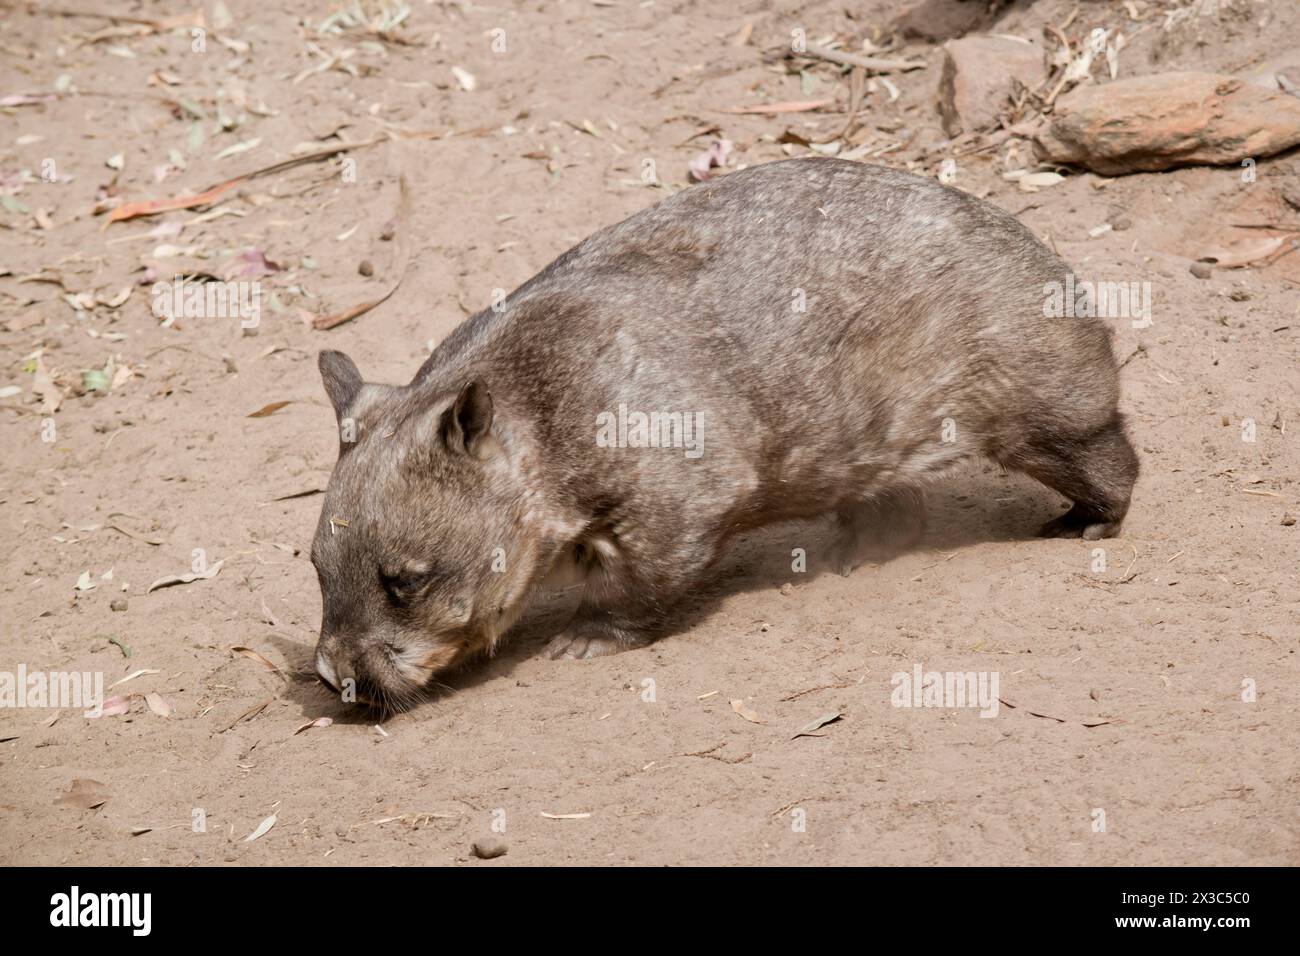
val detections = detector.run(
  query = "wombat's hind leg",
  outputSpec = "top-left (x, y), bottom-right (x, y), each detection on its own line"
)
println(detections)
top-left (832, 487), bottom-right (927, 576)
top-left (1010, 415), bottom-right (1138, 541)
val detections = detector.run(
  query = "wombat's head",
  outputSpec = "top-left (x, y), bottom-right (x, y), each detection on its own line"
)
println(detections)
top-left (310, 350), bottom-right (541, 713)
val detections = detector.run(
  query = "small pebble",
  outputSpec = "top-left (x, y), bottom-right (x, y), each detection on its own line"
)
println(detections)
top-left (472, 837), bottom-right (508, 860)
top-left (358, 260), bottom-right (374, 277)
top-left (1189, 261), bottom-right (1214, 279)
top-left (110, 598), bottom-right (128, 612)
top-left (779, 582), bottom-right (794, 596)
top-left (1112, 217), bottom-right (1132, 232)
top-left (1282, 514), bottom-right (1296, 527)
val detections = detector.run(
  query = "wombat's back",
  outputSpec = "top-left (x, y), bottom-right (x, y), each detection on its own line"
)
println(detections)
top-left (412, 158), bottom-right (1127, 528)
top-left (438, 160), bottom-right (1112, 475)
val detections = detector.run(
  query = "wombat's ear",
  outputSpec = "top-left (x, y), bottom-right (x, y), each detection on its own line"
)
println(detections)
top-left (441, 380), bottom-right (495, 459)
top-left (319, 350), bottom-right (363, 420)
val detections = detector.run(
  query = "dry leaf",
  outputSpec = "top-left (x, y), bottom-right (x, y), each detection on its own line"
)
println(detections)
top-left (722, 99), bottom-right (833, 114)
top-left (108, 668), bottom-right (160, 689)
top-left (451, 66), bottom-right (477, 91)
top-left (247, 400), bottom-right (292, 418)
top-left (106, 520), bottom-right (165, 546)
top-left (144, 692), bottom-right (172, 718)
top-left (146, 558), bottom-right (224, 593)
top-left (1018, 171), bottom-right (1066, 192)
top-left (260, 599), bottom-right (280, 627)
top-left (230, 646), bottom-right (284, 677)
top-left (292, 716), bottom-right (334, 736)
top-left (243, 813), bottom-right (276, 842)
top-left (106, 180), bottom-right (240, 224)
top-left (98, 695), bottom-right (131, 717)
top-left (689, 139), bottom-right (732, 182)
top-left (792, 710), bottom-right (844, 739)
top-left (32, 357), bottom-right (62, 414)
top-left (215, 138), bottom-right (261, 160)
top-left (1197, 235), bottom-right (1297, 269)
top-left (730, 699), bottom-right (766, 724)
top-left (228, 248), bottom-right (283, 279)
top-left (218, 697), bottom-right (272, 733)
top-left (55, 778), bottom-right (110, 810)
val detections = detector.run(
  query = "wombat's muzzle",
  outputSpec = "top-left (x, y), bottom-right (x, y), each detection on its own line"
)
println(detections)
top-left (314, 640), bottom-right (350, 692)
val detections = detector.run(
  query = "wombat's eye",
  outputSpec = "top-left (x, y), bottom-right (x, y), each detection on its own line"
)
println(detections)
top-left (379, 564), bottom-right (435, 605)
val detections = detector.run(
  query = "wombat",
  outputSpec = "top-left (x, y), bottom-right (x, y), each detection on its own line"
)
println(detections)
top-left (311, 157), bottom-right (1137, 711)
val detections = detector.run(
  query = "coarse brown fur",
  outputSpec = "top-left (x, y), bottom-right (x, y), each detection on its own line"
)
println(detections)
top-left (309, 157), bottom-right (1138, 712)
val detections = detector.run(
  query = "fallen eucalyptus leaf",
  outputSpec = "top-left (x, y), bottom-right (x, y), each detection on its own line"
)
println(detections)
top-left (147, 558), bottom-right (224, 593)
top-left (55, 778), bottom-right (110, 810)
top-left (243, 813), bottom-right (277, 842)
top-left (730, 698), bottom-right (766, 724)
top-left (292, 716), bottom-right (333, 736)
top-left (791, 710), bottom-right (844, 739)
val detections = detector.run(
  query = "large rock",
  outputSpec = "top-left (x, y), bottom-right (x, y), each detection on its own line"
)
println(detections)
top-left (938, 36), bottom-right (1044, 137)
top-left (1035, 72), bottom-right (1300, 175)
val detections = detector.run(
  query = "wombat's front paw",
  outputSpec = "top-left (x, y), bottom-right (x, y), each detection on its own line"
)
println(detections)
top-left (545, 623), bottom-right (652, 660)
top-left (1038, 505), bottom-right (1123, 541)
top-left (834, 489), bottom-right (927, 576)
top-left (545, 631), bottom-right (626, 660)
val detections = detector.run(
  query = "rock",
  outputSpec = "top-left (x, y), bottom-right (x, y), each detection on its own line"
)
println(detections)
top-left (938, 36), bottom-right (1044, 138)
top-left (1035, 73), bottom-right (1300, 175)
top-left (897, 0), bottom-right (991, 42)
top-left (1283, 514), bottom-right (1296, 527)
top-left (358, 259), bottom-right (374, 277)
top-left (1190, 262), bottom-right (1214, 280)
top-left (110, 598), bottom-right (128, 612)
top-left (472, 837), bottom-right (508, 859)
top-left (1112, 217), bottom-right (1132, 232)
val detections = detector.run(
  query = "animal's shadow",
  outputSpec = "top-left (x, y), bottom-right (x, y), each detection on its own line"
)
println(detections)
top-left (274, 462), bottom-right (1065, 721)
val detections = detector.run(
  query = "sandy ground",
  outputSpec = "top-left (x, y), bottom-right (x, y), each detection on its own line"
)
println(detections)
top-left (1, 0), bottom-right (1298, 866)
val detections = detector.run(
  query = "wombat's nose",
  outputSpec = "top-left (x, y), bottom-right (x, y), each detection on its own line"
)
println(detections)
top-left (315, 643), bottom-right (354, 693)
top-left (315, 645), bottom-right (339, 690)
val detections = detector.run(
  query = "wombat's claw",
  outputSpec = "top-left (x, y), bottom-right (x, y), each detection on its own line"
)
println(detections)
top-left (545, 631), bottom-right (627, 660)
top-left (835, 552), bottom-right (860, 578)
top-left (1038, 508), bottom-right (1121, 541)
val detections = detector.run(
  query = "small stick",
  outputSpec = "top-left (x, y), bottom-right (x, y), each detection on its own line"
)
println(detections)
top-left (0, 2), bottom-right (168, 27)
top-left (802, 43), bottom-right (926, 74)
top-left (105, 134), bottom-right (391, 226)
